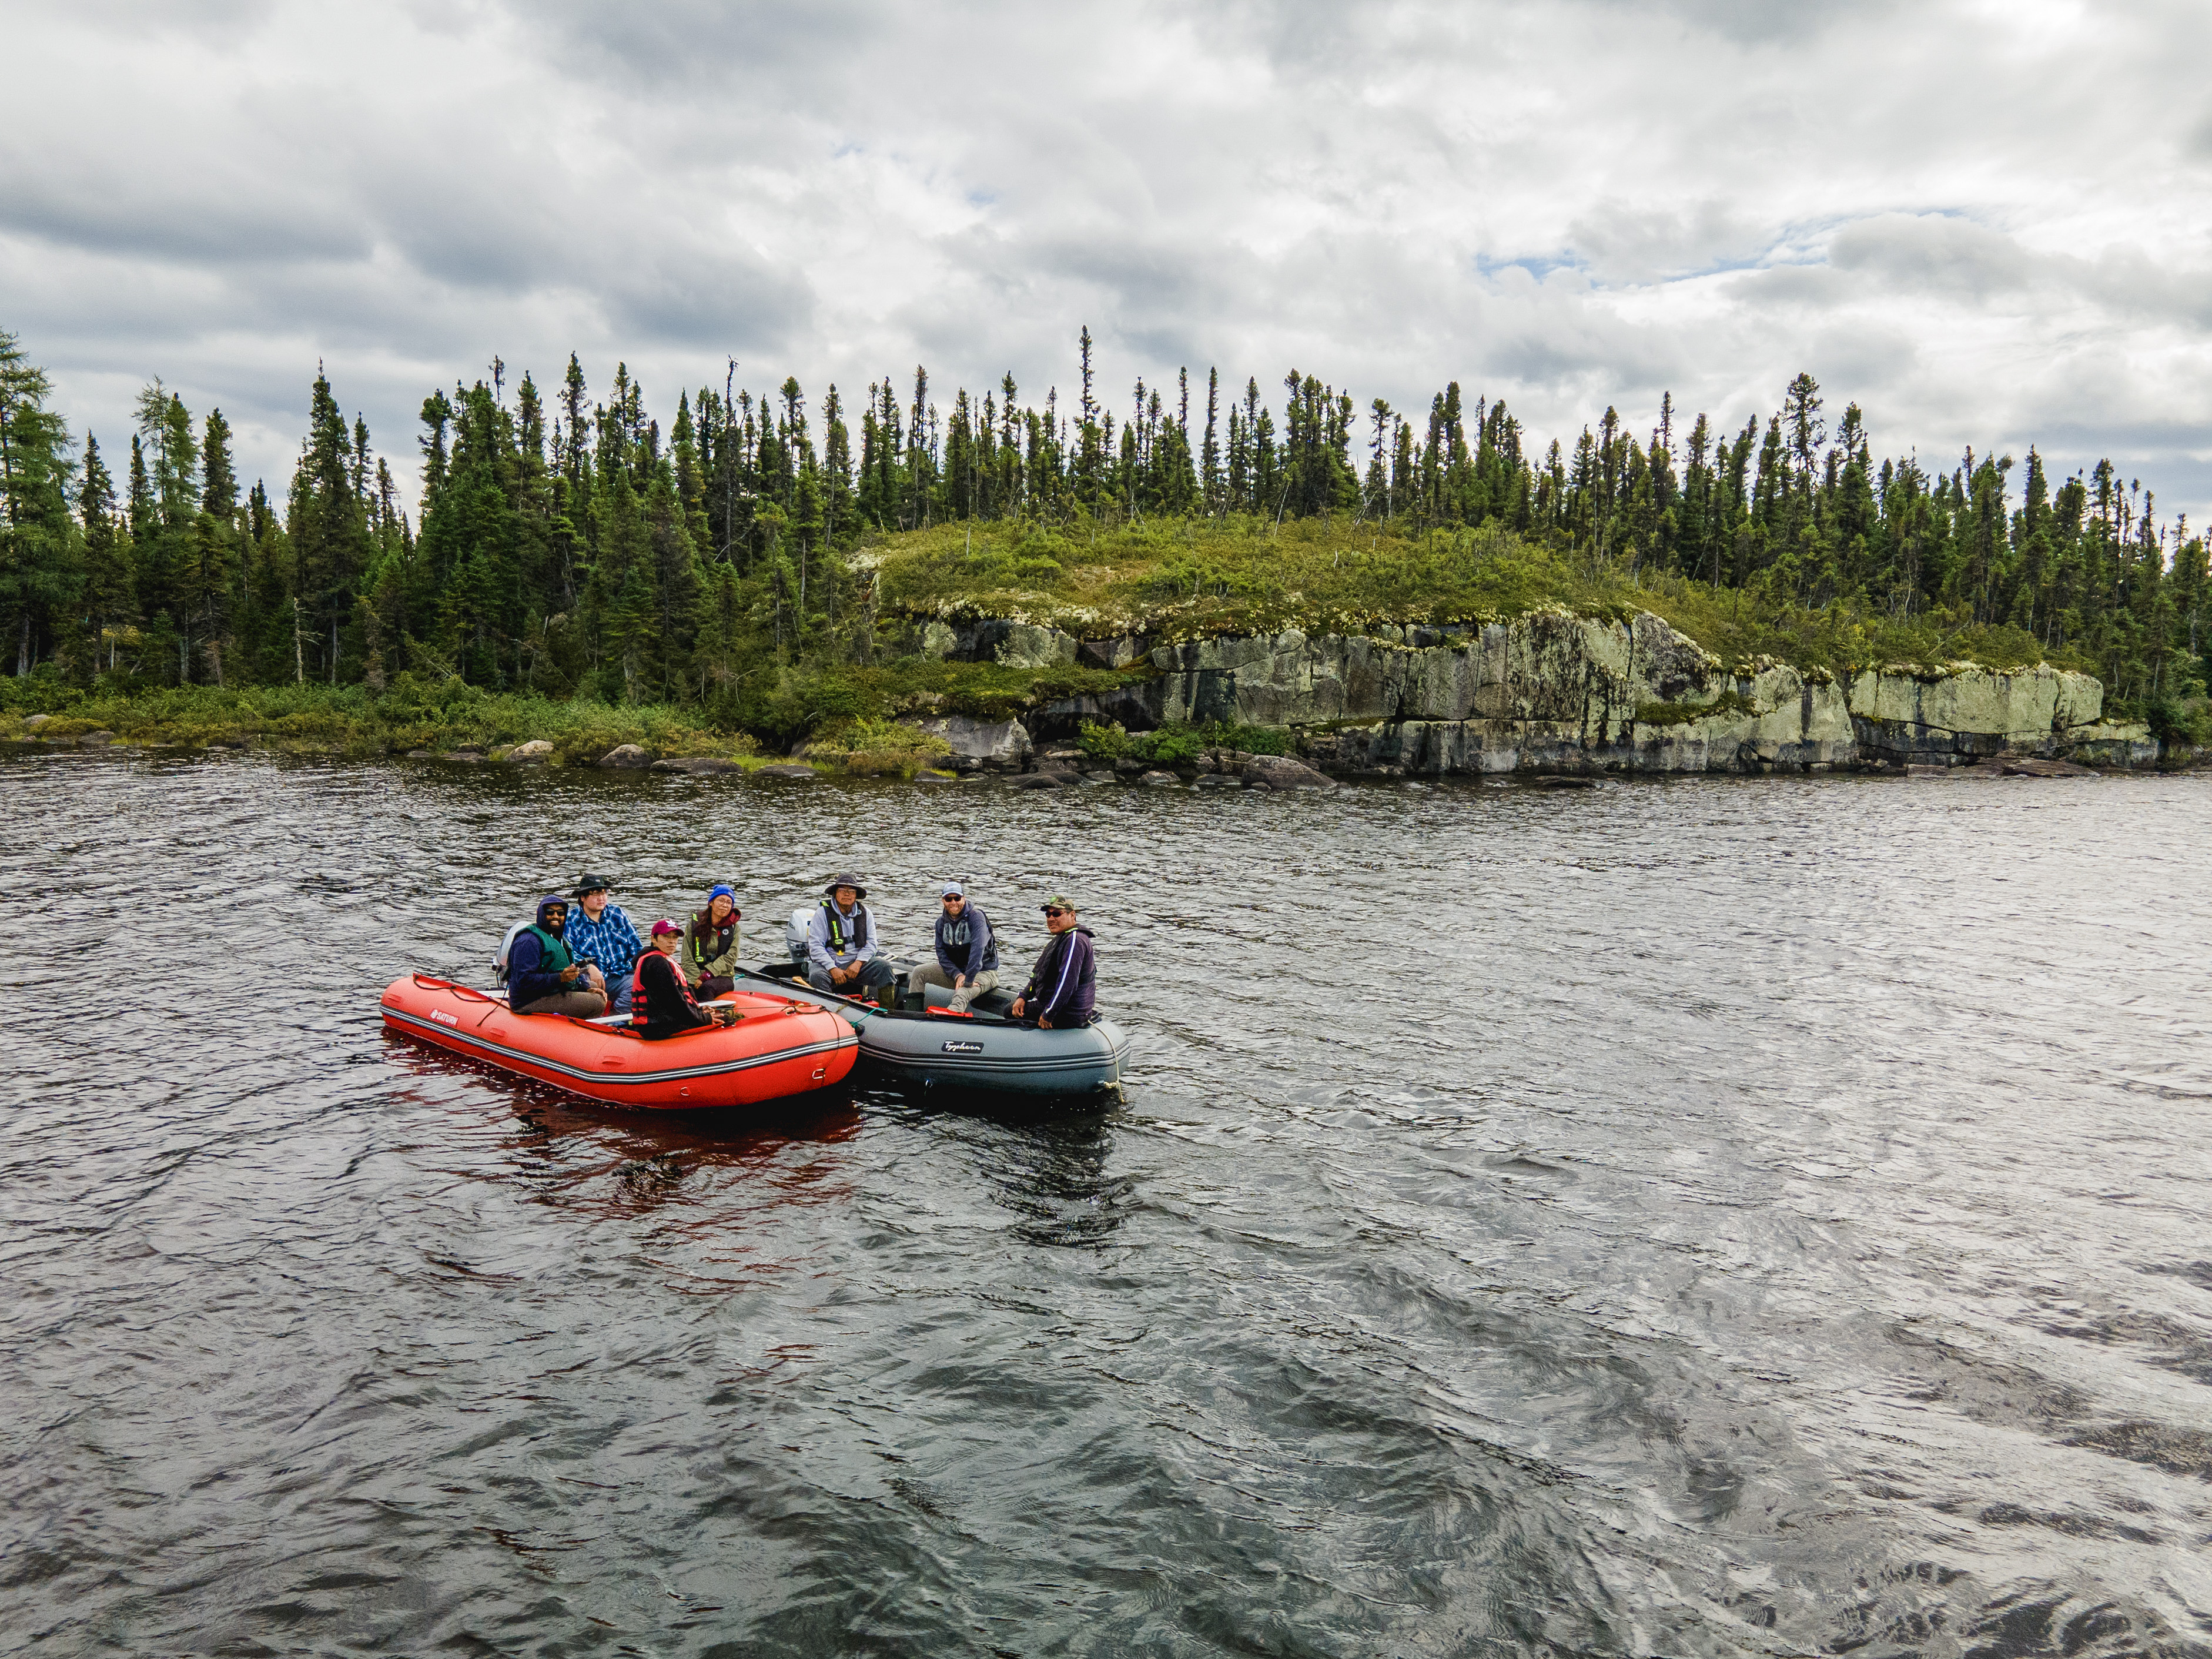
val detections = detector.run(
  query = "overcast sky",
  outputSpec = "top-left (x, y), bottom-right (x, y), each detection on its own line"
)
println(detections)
top-left (5, 0), bottom-right (2210, 526)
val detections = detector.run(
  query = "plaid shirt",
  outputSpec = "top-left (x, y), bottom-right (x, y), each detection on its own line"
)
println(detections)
top-left (565, 902), bottom-right (644, 981)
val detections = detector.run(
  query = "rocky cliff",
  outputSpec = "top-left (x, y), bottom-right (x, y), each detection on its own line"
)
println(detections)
top-left (909, 608), bottom-right (2156, 775)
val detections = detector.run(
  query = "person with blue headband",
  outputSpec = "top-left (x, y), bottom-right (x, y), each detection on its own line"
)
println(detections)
top-left (682, 884), bottom-right (742, 1001)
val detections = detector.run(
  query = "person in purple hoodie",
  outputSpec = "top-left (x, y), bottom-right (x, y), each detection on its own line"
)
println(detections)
top-left (1010, 893), bottom-right (1095, 1029)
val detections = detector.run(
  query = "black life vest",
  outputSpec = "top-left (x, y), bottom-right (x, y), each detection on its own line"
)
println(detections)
top-left (687, 909), bottom-right (739, 972)
top-left (821, 898), bottom-right (869, 955)
top-left (938, 906), bottom-right (998, 971)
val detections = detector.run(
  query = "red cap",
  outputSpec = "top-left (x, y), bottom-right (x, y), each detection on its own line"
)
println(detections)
top-left (650, 919), bottom-right (681, 937)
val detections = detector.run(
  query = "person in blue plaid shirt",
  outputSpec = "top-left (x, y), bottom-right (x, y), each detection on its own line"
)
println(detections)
top-left (564, 874), bottom-right (645, 1015)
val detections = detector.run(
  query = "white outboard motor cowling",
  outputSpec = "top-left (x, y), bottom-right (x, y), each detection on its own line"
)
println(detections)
top-left (784, 907), bottom-right (813, 967)
top-left (494, 919), bottom-right (527, 986)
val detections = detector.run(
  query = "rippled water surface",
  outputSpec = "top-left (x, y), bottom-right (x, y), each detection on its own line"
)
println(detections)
top-left (6, 753), bottom-right (2212, 1657)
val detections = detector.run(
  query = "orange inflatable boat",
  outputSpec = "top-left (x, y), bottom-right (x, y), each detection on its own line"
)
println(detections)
top-left (380, 975), bottom-right (859, 1109)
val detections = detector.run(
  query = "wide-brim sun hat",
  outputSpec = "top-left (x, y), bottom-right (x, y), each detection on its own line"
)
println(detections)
top-left (571, 874), bottom-right (614, 897)
top-left (824, 872), bottom-right (869, 898)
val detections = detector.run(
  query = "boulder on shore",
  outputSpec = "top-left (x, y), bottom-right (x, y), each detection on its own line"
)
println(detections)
top-left (597, 744), bottom-right (652, 769)
top-left (651, 755), bottom-right (741, 774)
top-left (22, 714), bottom-right (51, 728)
top-left (80, 730), bottom-right (118, 747)
top-left (1995, 755), bottom-right (2097, 778)
top-left (907, 713), bottom-right (1033, 770)
top-left (504, 739), bottom-right (554, 763)
top-left (754, 763), bottom-right (819, 780)
top-left (1139, 770), bottom-right (1178, 786)
top-left (1010, 771), bottom-right (1065, 789)
top-left (1242, 754), bottom-right (1336, 790)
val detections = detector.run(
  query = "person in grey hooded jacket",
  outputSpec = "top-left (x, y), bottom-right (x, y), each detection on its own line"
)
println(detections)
top-left (906, 881), bottom-right (999, 1012)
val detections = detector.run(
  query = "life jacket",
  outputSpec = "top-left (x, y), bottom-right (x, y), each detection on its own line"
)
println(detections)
top-left (820, 898), bottom-right (869, 955)
top-left (687, 909), bottom-right (739, 972)
top-left (938, 906), bottom-right (998, 972)
top-left (629, 951), bottom-right (696, 1034)
top-left (523, 923), bottom-right (573, 976)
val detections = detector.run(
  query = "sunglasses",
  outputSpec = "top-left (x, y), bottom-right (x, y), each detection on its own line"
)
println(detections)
top-left (1042, 907), bottom-right (1068, 918)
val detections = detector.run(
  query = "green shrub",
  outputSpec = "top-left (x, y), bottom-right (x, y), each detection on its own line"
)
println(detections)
top-left (1077, 720), bottom-right (1132, 759)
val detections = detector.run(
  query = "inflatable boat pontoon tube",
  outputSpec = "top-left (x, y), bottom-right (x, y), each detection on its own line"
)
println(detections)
top-left (380, 974), bottom-right (858, 1109)
top-left (741, 966), bottom-right (1130, 1098)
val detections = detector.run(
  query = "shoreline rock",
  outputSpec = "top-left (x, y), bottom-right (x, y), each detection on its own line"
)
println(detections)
top-left (1132, 613), bottom-right (2155, 777)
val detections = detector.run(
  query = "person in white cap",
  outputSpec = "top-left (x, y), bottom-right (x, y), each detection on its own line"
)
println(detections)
top-left (906, 882), bottom-right (999, 1014)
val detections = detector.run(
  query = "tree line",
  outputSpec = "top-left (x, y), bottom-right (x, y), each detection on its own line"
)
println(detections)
top-left (1, 326), bottom-right (2204, 715)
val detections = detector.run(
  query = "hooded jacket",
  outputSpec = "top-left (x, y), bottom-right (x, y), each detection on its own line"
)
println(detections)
top-left (1020, 924), bottom-right (1095, 1025)
top-left (934, 901), bottom-right (998, 979)
top-left (508, 896), bottom-right (576, 1006)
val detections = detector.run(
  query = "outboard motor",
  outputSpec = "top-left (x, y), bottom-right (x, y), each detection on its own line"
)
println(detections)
top-left (493, 919), bottom-right (527, 986)
top-left (784, 907), bottom-right (813, 968)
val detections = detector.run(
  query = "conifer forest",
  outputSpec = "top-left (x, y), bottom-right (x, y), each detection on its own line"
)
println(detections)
top-left (1, 324), bottom-right (2206, 737)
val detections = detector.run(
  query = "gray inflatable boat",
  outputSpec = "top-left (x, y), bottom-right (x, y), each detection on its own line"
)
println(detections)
top-left (737, 918), bottom-right (1129, 1099)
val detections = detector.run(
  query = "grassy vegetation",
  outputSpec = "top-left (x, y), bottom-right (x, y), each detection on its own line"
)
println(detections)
top-left (871, 513), bottom-right (2083, 678)
top-left (797, 716), bottom-right (953, 775)
top-left (0, 660), bottom-right (1149, 768)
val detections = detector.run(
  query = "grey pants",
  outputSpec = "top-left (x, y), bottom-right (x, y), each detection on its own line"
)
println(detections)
top-left (907, 963), bottom-right (999, 1012)
top-left (513, 988), bottom-right (609, 1018)
top-left (809, 960), bottom-right (898, 998)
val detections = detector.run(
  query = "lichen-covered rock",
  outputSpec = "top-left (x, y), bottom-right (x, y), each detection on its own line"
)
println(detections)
top-left (995, 623), bottom-right (1079, 670)
top-left (504, 739), bottom-right (554, 762)
top-left (909, 714), bottom-right (1032, 768)
top-left (1139, 770), bottom-right (1178, 786)
top-left (597, 744), bottom-right (652, 768)
top-left (1131, 608), bottom-right (2144, 774)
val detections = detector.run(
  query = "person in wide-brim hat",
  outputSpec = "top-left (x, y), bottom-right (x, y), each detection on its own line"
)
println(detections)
top-left (563, 874), bottom-right (643, 1016)
top-left (807, 873), bottom-right (896, 1004)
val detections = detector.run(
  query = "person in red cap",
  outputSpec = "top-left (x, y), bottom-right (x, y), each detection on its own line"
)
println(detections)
top-left (630, 920), bottom-right (737, 1040)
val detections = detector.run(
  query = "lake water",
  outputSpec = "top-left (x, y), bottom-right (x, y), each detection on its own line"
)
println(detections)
top-left (5, 753), bottom-right (2210, 1657)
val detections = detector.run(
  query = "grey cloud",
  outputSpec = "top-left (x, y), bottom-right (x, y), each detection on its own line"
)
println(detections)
top-left (601, 250), bottom-right (814, 352)
top-left (6, 0), bottom-right (2211, 521)
top-left (1827, 213), bottom-right (2032, 301)
top-left (1593, 0), bottom-right (1902, 44)
top-left (1565, 202), bottom-right (1773, 283)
